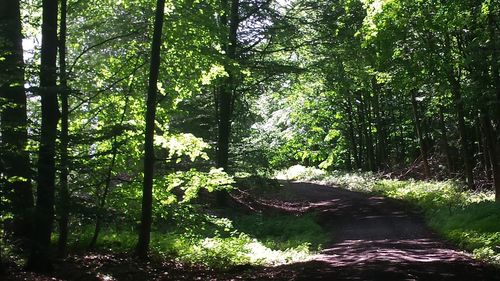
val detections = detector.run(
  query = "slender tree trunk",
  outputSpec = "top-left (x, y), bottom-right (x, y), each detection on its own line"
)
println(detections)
top-left (0, 0), bottom-right (34, 249)
top-left (438, 106), bottom-right (453, 175)
top-left (345, 148), bottom-right (352, 171)
top-left (487, 8), bottom-right (500, 201)
top-left (0, 249), bottom-right (3, 275)
top-left (346, 100), bottom-right (360, 169)
top-left (444, 34), bottom-right (475, 188)
top-left (372, 78), bottom-right (384, 170)
top-left (26, 0), bottom-right (60, 272)
top-left (57, 0), bottom-right (70, 257)
top-left (480, 110), bottom-right (500, 201)
top-left (487, 10), bottom-right (500, 129)
top-left (363, 91), bottom-right (375, 171)
top-left (477, 117), bottom-right (492, 180)
top-left (215, 0), bottom-right (239, 206)
top-left (89, 93), bottom-right (130, 249)
top-left (397, 107), bottom-right (406, 165)
top-left (136, 0), bottom-right (165, 259)
top-left (448, 70), bottom-right (474, 189)
top-left (356, 94), bottom-right (366, 169)
top-left (88, 137), bottom-right (119, 250)
top-left (389, 104), bottom-right (397, 168)
top-left (410, 90), bottom-right (431, 179)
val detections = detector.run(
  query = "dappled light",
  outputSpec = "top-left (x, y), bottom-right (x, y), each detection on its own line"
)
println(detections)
top-left (2, 0), bottom-right (499, 279)
top-left (318, 239), bottom-right (468, 265)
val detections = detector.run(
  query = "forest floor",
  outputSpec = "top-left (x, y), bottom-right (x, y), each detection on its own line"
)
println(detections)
top-left (4, 181), bottom-right (500, 281)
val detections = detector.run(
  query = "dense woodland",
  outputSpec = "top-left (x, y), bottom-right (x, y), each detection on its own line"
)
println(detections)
top-left (0, 0), bottom-right (499, 278)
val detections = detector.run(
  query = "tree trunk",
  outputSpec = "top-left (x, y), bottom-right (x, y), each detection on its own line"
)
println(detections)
top-left (57, 0), bottom-right (70, 257)
top-left (477, 117), bottom-right (492, 180)
top-left (216, 0), bottom-right (239, 171)
top-left (443, 33), bottom-right (475, 188)
top-left (438, 106), bottom-right (453, 175)
top-left (135, 0), bottom-right (165, 259)
top-left (363, 91), bottom-right (375, 172)
top-left (356, 93), bottom-right (366, 169)
top-left (89, 93), bottom-right (130, 249)
top-left (0, 0), bottom-right (34, 249)
top-left (215, 0), bottom-right (239, 206)
top-left (397, 107), bottom-right (407, 166)
top-left (480, 110), bottom-right (500, 201)
top-left (448, 70), bottom-right (474, 189)
top-left (26, 0), bottom-right (60, 272)
top-left (372, 78), bottom-right (384, 170)
top-left (410, 90), bottom-right (431, 179)
top-left (346, 100), bottom-right (360, 169)
top-left (487, 10), bottom-right (500, 129)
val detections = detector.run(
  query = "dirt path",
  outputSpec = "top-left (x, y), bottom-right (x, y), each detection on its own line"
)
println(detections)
top-left (252, 181), bottom-right (500, 281)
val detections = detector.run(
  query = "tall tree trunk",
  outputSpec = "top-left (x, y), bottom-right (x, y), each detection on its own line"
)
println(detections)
top-left (410, 90), bottom-right (431, 179)
top-left (26, 0), bottom-right (60, 272)
top-left (57, 0), bottom-right (70, 257)
top-left (215, 0), bottom-right (239, 206)
top-left (216, 0), bottom-right (239, 171)
top-left (0, 0), bottom-right (34, 249)
top-left (136, 0), bottom-right (165, 259)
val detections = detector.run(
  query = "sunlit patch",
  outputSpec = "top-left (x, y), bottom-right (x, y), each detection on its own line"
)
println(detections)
top-left (97, 272), bottom-right (116, 281)
top-left (245, 240), bottom-right (312, 266)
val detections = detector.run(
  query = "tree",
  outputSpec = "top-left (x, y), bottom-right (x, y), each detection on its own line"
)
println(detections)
top-left (216, 0), bottom-right (239, 172)
top-left (135, 0), bottom-right (166, 259)
top-left (26, 0), bottom-right (60, 272)
top-left (0, 0), bottom-right (34, 248)
top-left (57, 0), bottom-right (70, 257)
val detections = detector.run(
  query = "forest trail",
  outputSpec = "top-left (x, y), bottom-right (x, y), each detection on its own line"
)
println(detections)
top-left (5, 181), bottom-right (500, 281)
top-left (249, 181), bottom-right (500, 281)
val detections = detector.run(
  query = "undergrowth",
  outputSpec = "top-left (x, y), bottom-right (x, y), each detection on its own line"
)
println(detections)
top-left (277, 165), bottom-right (500, 265)
top-left (66, 203), bottom-right (327, 269)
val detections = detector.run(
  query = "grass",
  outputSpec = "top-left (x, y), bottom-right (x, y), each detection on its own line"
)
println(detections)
top-left (277, 165), bottom-right (500, 265)
top-left (232, 213), bottom-right (328, 251)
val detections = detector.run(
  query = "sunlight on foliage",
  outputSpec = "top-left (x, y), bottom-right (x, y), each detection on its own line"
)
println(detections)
top-left (155, 168), bottom-right (234, 204)
top-left (154, 133), bottom-right (210, 162)
top-left (275, 165), bottom-right (326, 181)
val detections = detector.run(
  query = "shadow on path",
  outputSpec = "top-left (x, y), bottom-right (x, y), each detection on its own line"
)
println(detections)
top-left (241, 181), bottom-right (500, 281)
